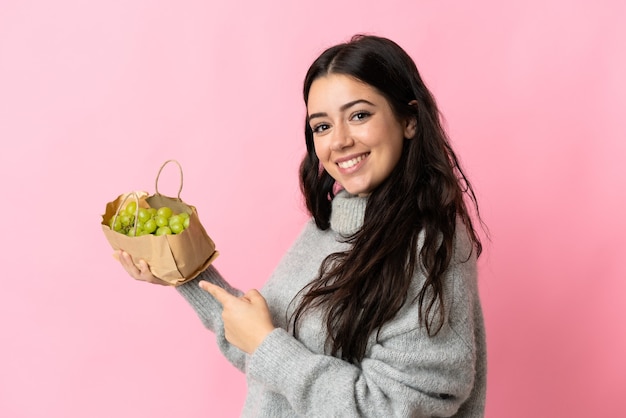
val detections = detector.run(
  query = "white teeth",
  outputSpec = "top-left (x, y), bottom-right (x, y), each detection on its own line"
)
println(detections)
top-left (338, 154), bottom-right (366, 169)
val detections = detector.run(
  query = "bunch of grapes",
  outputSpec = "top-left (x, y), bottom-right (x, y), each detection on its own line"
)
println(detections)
top-left (109, 201), bottom-right (191, 237)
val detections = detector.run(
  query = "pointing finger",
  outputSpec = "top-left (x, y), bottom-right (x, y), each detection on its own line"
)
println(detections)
top-left (199, 280), bottom-right (236, 304)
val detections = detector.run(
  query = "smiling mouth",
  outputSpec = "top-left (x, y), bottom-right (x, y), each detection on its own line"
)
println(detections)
top-left (337, 153), bottom-right (369, 169)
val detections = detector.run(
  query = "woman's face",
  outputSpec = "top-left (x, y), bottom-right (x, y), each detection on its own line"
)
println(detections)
top-left (307, 74), bottom-right (415, 197)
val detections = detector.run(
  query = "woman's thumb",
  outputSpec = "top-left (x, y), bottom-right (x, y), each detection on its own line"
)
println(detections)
top-left (244, 289), bottom-right (265, 303)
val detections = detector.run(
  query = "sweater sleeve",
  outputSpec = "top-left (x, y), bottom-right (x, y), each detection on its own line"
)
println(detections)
top-left (176, 265), bottom-right (247, 372)
top-left (246, 235), bottom-right (480, 417)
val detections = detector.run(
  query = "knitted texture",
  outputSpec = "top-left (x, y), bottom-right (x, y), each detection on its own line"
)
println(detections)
top-left (177, 191), bottom-right (486, 417)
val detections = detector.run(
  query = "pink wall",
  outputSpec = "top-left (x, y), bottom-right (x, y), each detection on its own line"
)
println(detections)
top-left (1, 1), bottom-right (624, 417)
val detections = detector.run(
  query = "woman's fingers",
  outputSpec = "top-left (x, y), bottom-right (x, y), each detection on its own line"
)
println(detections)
top-left (114, 250), bottom-right (169, 286)
top-left (198, 281), bottom-right (274, 353)
top-left (199, 280), bottom-right (237, 305)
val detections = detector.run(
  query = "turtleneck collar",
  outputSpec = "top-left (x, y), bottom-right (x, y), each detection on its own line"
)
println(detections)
top-left (329, 190), bottom-right (368, 235)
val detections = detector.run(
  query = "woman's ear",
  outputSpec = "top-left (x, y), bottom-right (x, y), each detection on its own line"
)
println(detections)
top-left (404, 100), bottom-right (418, 138)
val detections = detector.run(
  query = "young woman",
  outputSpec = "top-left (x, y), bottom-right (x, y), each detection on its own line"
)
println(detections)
top-left (118, 34), bottom-right (487, 417)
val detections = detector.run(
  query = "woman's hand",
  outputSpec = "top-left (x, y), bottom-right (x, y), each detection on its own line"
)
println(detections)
top-left (199, 280), bottom-right (275, 354)
top-left (113, 250), bottom-right (170, 286)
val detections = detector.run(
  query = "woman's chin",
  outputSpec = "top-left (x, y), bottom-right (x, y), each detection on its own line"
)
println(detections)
top-left (341, 184), bottom-right (372, 197)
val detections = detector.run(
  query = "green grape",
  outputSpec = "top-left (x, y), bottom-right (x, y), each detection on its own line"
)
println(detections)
top-left (137, 208), bottom-right (151, 223)
top-left (110, 202), bottom-right (196, 237)
top-left (119, 214), bottom-right (132, 227)
top-left (155, 226), bottom-right (172, 236)
top-left (169, 214), bottom-right (183, 227)
top-left (111, 218), bottom-right (123, 232)
top-left (124, 201), bottom-right (138, 216)
top-left (170, 223), bottom-right (184, 234)
top-left (143, 219), bottom-right (157, 234)
top-left (157, 206), bottom-right (173, 219)
top-left (155, 215), bottom-right (169, 227)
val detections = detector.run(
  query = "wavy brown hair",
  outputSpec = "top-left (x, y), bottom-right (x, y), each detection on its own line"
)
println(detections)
top-left (292, 35), bottom-right (483, 364)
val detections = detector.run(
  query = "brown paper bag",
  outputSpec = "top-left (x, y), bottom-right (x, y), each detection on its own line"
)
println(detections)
top-left (101, 160), bottom-right (218, 286)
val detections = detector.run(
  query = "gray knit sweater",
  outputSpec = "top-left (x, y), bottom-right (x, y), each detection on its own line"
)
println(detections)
top-left (177, 191), bottom-right (486, 417)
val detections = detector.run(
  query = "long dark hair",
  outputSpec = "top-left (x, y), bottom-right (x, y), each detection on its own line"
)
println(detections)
top-left (293, 34), bottom-right (483, 364)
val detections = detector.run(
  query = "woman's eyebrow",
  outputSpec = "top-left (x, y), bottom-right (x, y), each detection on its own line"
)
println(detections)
top-left (308, 99), bottom-right (375, 121)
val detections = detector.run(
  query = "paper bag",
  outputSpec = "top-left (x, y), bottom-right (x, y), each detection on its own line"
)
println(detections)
top-left (101, 160), bottom-right (218, 286)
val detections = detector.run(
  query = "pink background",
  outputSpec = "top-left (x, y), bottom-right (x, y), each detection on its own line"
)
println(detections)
top-left (1, 1), bottom-right (624, 417)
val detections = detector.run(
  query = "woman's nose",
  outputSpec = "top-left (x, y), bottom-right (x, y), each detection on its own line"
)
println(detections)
top-left (330, 123), bottom-right (354, 151)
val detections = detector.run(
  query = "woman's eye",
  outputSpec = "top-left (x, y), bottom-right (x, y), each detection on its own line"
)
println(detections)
top-left (312, 123), bottom-right (330, 133)
top-left (351, 112), bottom-right (370, 121)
